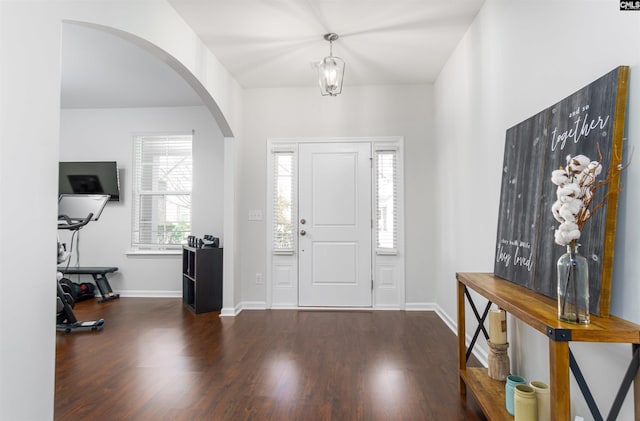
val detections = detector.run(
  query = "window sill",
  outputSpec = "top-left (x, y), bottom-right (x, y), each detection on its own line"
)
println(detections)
top-left (126, 250), bottom-right (182, 256)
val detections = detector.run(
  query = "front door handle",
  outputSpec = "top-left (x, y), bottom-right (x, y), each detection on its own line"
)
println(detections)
top-left (300, 230), bottom-right (306, 236)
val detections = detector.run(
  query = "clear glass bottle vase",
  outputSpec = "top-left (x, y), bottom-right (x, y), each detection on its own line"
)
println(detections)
top-left (557, 242), bottom-right (589, 324)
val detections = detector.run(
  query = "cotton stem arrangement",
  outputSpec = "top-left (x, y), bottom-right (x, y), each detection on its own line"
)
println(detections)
top-left (551, 154), bottom-right (603, 246)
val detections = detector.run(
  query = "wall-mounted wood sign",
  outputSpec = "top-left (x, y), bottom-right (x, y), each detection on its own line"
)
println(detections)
top-left (494, 67), bottom-right (629, 316)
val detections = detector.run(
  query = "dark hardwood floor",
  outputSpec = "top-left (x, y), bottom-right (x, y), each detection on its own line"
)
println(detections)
top-left (55, 298), bottom-right (486, 420)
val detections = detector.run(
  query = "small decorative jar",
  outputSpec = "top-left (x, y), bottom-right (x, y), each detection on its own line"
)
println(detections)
top-left (505, 375), bottom-right (527, 415)
top-left (514, 384), bottom-right (537, 421)
top-left (529, 381), bottom-right (550, 421)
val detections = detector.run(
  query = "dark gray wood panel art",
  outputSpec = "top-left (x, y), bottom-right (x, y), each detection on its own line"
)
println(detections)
top-left (494, 67), bottom-right (629, 316)
top-left (494, 110), bottom-right (547, 290)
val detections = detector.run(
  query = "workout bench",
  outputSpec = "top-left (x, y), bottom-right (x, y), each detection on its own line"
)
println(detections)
top-left (56, 266), bottom-right (120, 303)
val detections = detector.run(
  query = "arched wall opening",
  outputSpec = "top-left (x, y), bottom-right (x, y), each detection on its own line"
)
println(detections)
top-left (58, 19), bottom-right (237, 309)
top-left (0, 5), bottom-right (240, 420)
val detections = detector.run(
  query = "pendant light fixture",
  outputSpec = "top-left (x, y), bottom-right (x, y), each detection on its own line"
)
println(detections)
top-left (318, 33), bottom-right (345, 96)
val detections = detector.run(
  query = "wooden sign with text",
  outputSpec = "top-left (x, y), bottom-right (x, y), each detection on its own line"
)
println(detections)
top-left (494, 67), bottom-right (629, 316)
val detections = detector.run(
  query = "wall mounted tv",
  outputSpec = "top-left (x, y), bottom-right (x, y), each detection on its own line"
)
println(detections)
top-left (59, 161), bottom-right (120, 201)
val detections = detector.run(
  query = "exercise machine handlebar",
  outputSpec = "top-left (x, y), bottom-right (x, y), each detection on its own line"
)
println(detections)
top-left (58, 213), bottom-right (94, 231)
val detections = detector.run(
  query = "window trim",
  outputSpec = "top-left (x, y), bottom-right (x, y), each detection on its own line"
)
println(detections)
top-left (374, 144), bottom-right (399, 255)
top-left (131, 133), bottom-right (193, 251)
top-left (269, 145), bottom-right (297, 255)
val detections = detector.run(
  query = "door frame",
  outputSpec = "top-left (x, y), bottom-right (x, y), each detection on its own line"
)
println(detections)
top-left (266, 136), bottom-right (405, 309)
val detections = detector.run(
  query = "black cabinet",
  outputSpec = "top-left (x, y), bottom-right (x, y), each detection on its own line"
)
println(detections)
top-left (182, 246), bottom-right (223, 313)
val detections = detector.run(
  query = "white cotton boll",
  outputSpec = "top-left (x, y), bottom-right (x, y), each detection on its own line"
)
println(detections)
top-left (593, 164), bottom-right (602, 176)
top-left (555, 224), bottom-right (581, 246)
top-left (568, 182), bottom-right (581, 191)
top-left (555, 223), bottom-right (580, 245)
top-left (555, 229), bottom-right (566, 245)
top-left (565, 229), bottom-right (581, 242)
top-left (551, 169), bottom-right (569, 186)
top-left (587, 161), bottom-right (602, 176)
top-left (571, 155), bottom-right (590, 171)
top-left (559, 205), bottom-right (577, 222)
top-left (552, 201), bottom-right (563, 222)
top-left (566, 198), bottom-right (583, 214)
top-left (557, 184), bottom-right (580, 202)
top-left (558, 193), bottom-right (573, 203)
top-left (561, 221), bottom-right (579, 232)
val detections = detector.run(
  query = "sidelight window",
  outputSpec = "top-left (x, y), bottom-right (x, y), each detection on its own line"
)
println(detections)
top-left (375, 148), bottom-right (398, 252)
top-left (271, 148), bottom-right (296, 253)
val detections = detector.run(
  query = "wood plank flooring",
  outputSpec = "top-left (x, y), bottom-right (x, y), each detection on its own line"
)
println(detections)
top-left (55, 298), bottom-right (486, 420)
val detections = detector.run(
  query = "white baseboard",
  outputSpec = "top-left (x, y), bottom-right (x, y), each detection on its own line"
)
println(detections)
top-left (116, 290), bottom-right (181, 298)
top-left (220, 303), bottom-right (242, 317)
top-left (270, 304), bottom-right (299, 310)
top-left (433, 303), bottom-right (457, 333)
top-left (373, 304), bottom-right (402, 310)
top-left (242, 301), bottom-right (268, 310)
top-left (404, 302), bottom-right (438, 311)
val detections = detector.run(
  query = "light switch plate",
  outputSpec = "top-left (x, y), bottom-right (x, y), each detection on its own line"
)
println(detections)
top-left (248, 210), bottom-right (263, 221)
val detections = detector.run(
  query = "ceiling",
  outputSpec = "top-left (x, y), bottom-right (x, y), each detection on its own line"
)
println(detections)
top-left (61, 0), bottom-right (485, 108)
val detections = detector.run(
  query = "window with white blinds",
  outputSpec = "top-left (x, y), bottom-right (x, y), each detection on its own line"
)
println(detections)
top-left (375, 148), bottom-right (398, 252)
top-left (132, 134), bottom-right (192, 250)
top-left (272, 149), bottom-right (296, 253)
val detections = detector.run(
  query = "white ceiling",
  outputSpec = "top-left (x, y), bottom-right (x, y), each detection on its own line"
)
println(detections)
top-left (60, 0), bottom-right (485, 108)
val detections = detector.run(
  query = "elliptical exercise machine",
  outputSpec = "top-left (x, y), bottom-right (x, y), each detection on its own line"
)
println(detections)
top-left (56, 194), bottom-right (109, 333)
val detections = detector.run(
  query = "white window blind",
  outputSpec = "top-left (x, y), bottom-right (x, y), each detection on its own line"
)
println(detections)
top-left (272, 149), bottom-right (296, 253)
top-left (132, 134), bottom-right (192, 249)
top-left (375, 149), bottom-right (398, 252)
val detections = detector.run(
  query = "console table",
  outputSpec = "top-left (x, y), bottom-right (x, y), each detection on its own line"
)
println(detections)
top-left (457, 272), bottom-right (640, 421)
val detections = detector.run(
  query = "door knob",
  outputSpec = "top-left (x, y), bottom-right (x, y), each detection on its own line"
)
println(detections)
top-left (300, 230), bottom-right (306, 236)
top-left (300, 218), bottom-right (306, 225)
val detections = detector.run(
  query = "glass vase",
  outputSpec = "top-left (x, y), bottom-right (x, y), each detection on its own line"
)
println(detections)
top-left (557, 242), bottom-right (589, 324)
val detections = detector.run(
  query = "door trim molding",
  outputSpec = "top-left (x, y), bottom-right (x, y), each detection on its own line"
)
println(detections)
top-left (266, 136), bottom-right (405, 309)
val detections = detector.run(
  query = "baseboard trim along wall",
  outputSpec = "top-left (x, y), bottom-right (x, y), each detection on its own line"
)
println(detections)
top-left (220, 303), bottom-right (242, 317)
top-left (117, 290), bottom-right (181, 298)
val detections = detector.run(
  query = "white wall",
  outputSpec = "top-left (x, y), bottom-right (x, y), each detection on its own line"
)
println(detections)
top-left (434, 0), bottom-right (640, 419)
top-left (0, 2), bottom-right (242, 419)
top-left (239, 85), bottom-right (434, 306)
top-left (59, 106), bottom-right (224, 294)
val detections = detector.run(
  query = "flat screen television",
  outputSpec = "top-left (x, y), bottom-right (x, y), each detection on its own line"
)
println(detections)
top-left (59, 161), bottom-right (120, 201)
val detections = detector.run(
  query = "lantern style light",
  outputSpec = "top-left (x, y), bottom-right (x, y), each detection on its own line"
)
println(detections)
top-left (318, 33), bottom-right (345, 96)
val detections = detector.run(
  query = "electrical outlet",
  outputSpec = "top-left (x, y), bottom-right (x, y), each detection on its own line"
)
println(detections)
top-left (575, 416), bottom-right (585, 421)
top-left (256, 273), bottom-right (264, 284)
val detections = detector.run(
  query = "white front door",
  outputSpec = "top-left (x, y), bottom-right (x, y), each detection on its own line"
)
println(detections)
top-left (298, 142), bottom-right (372, 307)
